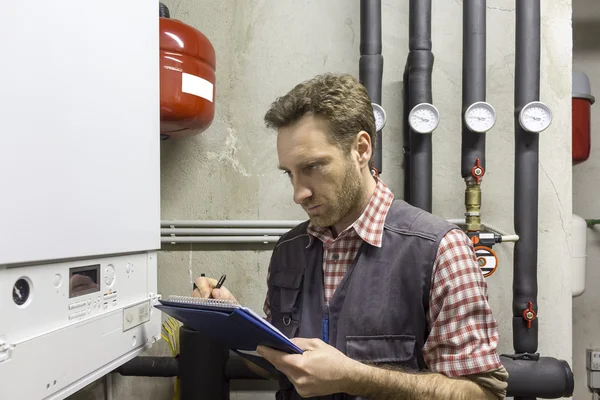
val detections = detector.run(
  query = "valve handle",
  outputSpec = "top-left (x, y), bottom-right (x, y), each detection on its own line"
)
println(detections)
top-left (471, 158), bottom-right (485, 184)
top-left (522, 301), bottom-right (537, 329)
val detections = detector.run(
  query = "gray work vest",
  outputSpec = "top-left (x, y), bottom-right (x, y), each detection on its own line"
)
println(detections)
top-left (267, 200), bottom-right (456, 400)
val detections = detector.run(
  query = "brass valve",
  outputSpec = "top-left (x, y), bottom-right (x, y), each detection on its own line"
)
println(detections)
top-left (464, 158), bottom-right (484, 232)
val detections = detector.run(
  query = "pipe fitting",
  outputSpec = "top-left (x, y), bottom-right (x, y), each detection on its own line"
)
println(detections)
top-left (464, 179), bottom-right (482, 232)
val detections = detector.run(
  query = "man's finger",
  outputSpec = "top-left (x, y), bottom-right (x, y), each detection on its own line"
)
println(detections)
top-left (193, 277), bottom-right (217, 298)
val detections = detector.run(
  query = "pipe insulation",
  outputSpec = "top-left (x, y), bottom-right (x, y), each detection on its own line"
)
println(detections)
top-left (359, 0), bottom-right (384, 173)
top-left (461, 0), bottom-right (487, 177)
top-left (405, 0), bottom-right (434, 212)
top-left (500, 355), bottom-right (574, 398)
top-left (513, 0), bottom-right (541, 355)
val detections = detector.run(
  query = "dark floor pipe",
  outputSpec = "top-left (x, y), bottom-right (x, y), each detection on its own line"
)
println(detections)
top-left (513, 0), bottom-right (541, 356)
top-left (115, 356), bottom-right (178, 377)
top-left (359, 0), bottom-right (383, 174)
top-left (179, 325), bottom-right (230, 400)
top-left (500, 355), bottom-right (574, 398)
top-left (461, 0), bottom-right (487, 177)
top-left (404, 0), bottom-right (434, 212)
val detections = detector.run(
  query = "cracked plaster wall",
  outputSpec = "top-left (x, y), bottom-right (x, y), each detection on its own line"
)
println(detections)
top-left (68, 0), bottom-right (573, 399)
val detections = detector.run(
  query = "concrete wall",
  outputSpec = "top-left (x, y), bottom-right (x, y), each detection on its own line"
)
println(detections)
top-left (69, 0), bottom-right (573, 399)
top-left (572, 0), bottom-right (600, 399)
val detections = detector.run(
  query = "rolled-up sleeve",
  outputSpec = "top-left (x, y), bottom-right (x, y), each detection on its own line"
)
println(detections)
top-left (423, 229), bottom-right (507, 397)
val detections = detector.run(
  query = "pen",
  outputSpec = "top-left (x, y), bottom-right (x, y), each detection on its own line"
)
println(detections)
top-left (192, 273), bottom-right (226, 299)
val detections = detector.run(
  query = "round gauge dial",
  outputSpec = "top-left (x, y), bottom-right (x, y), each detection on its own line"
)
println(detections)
top-left (465, 101), bottom-right (496, 133)
top-left (408, 103), bottom-right (439, 134)
top-left (519, 101), bottom-right (552, 133)
top-left (372, 103), bottom-right (386, 132)
top-left (13, 277), bottom-right (31, 306)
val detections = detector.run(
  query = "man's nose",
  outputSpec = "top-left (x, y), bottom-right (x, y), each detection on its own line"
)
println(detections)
top-left (293, 182), bottom-right (312, 205)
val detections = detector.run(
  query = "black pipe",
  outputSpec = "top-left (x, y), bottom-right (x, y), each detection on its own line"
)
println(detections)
top-left (461, 0), bottom-right (486, 177)
top-left (179, 325), bottom-right (230, 400)
top-left (159, 2), bottom-right (170, 18)
top-left (402, 62), bottom-right (411, 200)
top-left (407, 50), bottom-right (434, 212)
top-left (115, 356), bottom-right (178, 377)
top-left (513, 0), bottom-right (541, 356)
top-left (409, 0), bottom-right (432, 51)
top-left (500, 355), bottom-right (574, 398)
top-left (359, 0), bottom-right (383, 174)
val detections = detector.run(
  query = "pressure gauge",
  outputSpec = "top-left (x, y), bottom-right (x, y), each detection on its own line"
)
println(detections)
top-left (465, 101), bottom-right (496, 133)
top-left (519, 101), bottom-right (552, 133)
top-left (408, 103), bottom-right (439, 134)
top-left (372, 103), bottom-right (386, 132)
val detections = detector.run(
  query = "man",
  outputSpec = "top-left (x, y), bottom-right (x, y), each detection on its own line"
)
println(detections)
top-left (194, 73), bottom-right (509, 399)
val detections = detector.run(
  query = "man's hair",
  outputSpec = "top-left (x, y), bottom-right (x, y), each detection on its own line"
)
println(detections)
top-left (264, 73), bottom-right (376, 163)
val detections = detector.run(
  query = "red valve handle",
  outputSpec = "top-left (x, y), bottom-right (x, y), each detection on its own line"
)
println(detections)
top-left (522, 301), bottom-right (537, 329)
top-left (471, 158), bottom-right (485, 184)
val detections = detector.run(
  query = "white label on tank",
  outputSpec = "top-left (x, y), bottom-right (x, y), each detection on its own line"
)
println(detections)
top-left (181, 73), bottom-right (213, 102)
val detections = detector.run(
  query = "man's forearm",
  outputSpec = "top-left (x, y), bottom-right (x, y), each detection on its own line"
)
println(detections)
top-left (343, 362), bottom-right (494, 400)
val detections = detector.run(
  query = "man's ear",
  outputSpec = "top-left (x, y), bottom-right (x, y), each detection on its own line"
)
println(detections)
top-left (355, 131), bottom-right (372, 169)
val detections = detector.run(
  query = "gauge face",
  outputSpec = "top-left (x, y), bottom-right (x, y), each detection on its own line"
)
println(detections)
top-left (408, 103), bottom-right (439, 134)
top-left (519, 101), bottom-right (552, 133)
top-left (465, 101), bottom-right (496, 133)
top-left (372, 103), bottom-right (386, 132)
top-left (13, 278), bottom-right (31, 306)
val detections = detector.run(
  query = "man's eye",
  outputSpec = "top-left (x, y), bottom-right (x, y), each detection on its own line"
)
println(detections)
top-left (283, 171), bottom-right (292, 178)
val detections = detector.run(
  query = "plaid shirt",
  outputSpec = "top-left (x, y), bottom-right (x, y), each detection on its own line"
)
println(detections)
top-left (264, 179), bottom-right (502, 377)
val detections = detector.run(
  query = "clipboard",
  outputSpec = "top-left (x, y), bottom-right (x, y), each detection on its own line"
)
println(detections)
top-left (154, 295), bottom-right (304, 355)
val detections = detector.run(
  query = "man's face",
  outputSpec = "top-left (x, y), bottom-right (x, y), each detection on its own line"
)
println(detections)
top-left (277, 115), bottom-right (363, 228)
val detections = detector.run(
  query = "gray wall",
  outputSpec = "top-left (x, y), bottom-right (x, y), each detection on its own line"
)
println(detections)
top-left (573, 0), bottom-right (600, 399)
top-left (70, 0), bottom-right (574, 399)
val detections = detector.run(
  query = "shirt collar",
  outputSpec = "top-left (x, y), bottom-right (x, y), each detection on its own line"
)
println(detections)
top-left (306, 178), bottom-right (394, 248)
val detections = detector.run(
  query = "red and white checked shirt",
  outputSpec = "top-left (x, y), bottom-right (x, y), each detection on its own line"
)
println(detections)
top-left (264, 179), bottom-right (502, 377)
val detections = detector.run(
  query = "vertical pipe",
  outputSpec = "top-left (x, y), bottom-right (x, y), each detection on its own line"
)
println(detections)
top-left (359, 0), bottom-right (384, 173)
top-left (461, 0), bottom-right (487, 177)
top-left (409, 0), bottom-right (432, 51)
top-left (513, 0), bottom-right (540, 356)
top-left (402, 62), bottom-right (411, 200)
top-left (406, 0), bottom-right (433, 212)
top-left (179, 325), bottom-right (230, 400)
top-left (407, 51), bottom-right (434, 212)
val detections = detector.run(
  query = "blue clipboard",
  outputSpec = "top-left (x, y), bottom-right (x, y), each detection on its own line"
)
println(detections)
top-left (155, 295), bottom-right (304, 355)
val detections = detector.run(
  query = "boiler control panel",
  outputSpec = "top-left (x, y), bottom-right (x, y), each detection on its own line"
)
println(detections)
top-left (1, 252), bottom-right (157, 357)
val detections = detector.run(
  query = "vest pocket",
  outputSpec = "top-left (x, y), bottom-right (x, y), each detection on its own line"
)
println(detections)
top-left (270, 270), bottom-right (304, 338)
top-left (346, 334), bottom-right (418, 370)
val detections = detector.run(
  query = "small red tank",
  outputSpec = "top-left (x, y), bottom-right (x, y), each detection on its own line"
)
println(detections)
top-left (159, 3), bottom-right (216, 140)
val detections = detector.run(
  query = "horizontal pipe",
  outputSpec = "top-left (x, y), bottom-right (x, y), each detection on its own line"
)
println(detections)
top-left (161, 220), bottom-right (303, 228)
top-left (115, 356), bottom-right (178, 377)
top-left (161, 228), bottom-right (289, 236)
top-left (162, 236), bottom-right (281, 244)
top-left (500, 355), bottom-right (574, 398)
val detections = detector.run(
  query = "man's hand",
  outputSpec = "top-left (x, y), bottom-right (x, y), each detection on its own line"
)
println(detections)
top-left (256, 338), bottom-right (359, 397)
top-left (192, 276), bottom-right (238, 303)
top-left (258, 338), bottom-right (497, 400)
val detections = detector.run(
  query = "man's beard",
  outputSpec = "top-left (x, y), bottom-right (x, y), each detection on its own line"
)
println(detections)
top-left (306, 161), bottom-right (363, 228)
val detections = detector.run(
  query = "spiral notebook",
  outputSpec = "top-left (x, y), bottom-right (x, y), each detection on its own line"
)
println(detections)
top-left (155, 295), bottom-right (303, 356)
